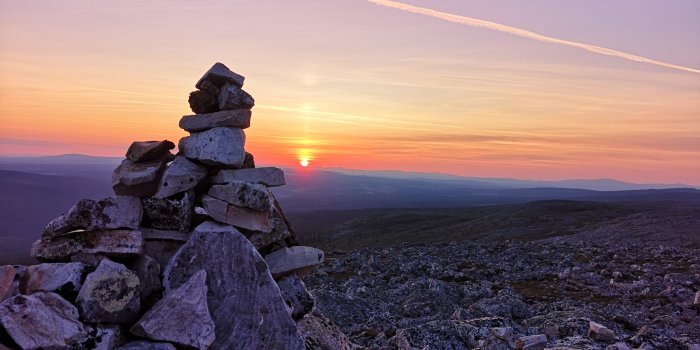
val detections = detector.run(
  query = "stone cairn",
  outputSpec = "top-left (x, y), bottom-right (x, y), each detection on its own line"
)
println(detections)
top-left (0, 63), bottom-right (349, 350)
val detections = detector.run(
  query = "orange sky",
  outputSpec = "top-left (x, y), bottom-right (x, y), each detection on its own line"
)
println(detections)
top-left (0, 1), bottom-right (699, 185)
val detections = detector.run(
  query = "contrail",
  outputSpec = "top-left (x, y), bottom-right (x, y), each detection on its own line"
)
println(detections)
top-left (367, 0), bottom-right (700, 74)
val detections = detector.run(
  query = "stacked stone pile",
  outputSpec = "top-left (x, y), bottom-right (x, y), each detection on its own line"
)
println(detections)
top-left (0, 63), bottom-right (353, 350)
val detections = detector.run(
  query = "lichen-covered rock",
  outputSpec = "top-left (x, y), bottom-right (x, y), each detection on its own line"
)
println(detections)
top-left (131, 270), bottom-right (215, 350)
top-left (154, 157), bottom-right (207, 199)
top-left (196, 62), bottom-right (244, 89)
top-left (277, 274), bottom-right (315, 320)
top-left (126, 140), bottom-right (175, 163)
top-left (212, 167), bottom-right (285, 187)
top-left (201, 195), bottom-right (272, 232)
top-left (76, 260), bottom-right (141, 324)
top-left (112, 155), bottom-right (172, 197)
top-left (42, 196), bottom-right (143, 238)
top-left (265, 246), bottom-right (325, 278)
top-left (0, 292), bottom-right (88, 350)
top-left (142, 191), bottom-right (195, 231)
top-left (178, 127), bottom-right (246, 167)
top-left (208, 182), bottom-right (272, 211)
top-left (163, 221), bottom-right (304, 350)
top-left (31, 229), bottom-right (144, 262)
top-left (218, 82), bottom-right (254, 110)
top-left (180, 109), bottom-right (251, 132)
top-left (20, 262), bottom-right (86, 298)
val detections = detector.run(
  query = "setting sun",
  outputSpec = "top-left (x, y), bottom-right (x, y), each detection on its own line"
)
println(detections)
top-left (300, 159), bottom-right (310, 167)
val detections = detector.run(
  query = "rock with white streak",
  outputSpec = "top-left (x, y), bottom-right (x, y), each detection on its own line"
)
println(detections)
top-left (212, 167), bottom-right (286, 187)
top-left (0, 266), bottom-right (15, 303)
top-left (0, 292), bottom-right (88, 350)
top-left (112, 155), bottom-right (173, 197)
top-left (163, 221), bottom-right (304, 350)
top-left (131, 270), bottom-right (215, 350)
top-left (277, 274), bottom-right (315, 320)
top-left (179, 109), bottom-right (251, 132)
top-left (143, 191), bottom-right (196, 232)
top-left (76, 260), bottom-right (141, 324)
top-left (116, 341), bottom-right (177, 350)
top-left (42, 196), bottom-right (143, 238)
top-left (178, 127), bottom-right (246, 167)
top-left (201, 195), bottom-right (272, 232)
top-left (265, 246), bottom-right (325, 278)
top-left (196, 62), bottom-right (245, 89)
top-left (20, 262), bottom-right (86, 298)
top-left (589, 321), bottom-right (615, 341)
top-left (155, 157), bottom-right (207, 199)
top-left (218, 82), bottom-right (255, 110)
top-left (208, 182), bottom-right (272, 212)
top-left (31, 229), bottom-right (144, 262)
top-left (126, 140), bottom-right (175, 163)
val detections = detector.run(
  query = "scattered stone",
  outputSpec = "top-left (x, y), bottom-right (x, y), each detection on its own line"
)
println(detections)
top-left (188, 82), bottom-right (220, 114)
top-left (143, 191), bottom-right (195, 231)
top-left (208, 182), bottom-right (272, 211)
top-left (265, 246), bottom-right (325, 278)
top-left (392, 320), bottom-right (478, 349)
top-left (297, 312), bottom-right (359, 350)
top-left (116, 341), bottom-right (177, 350)
top-left (126, 140), bottom-right (175, 163)
top-left (201, 195), bottom-right (272, 232)
top-left (0, 292), bottom-right (87, 350)
top-left (131, 270), bottom-right (215, 350)
top-left (196, 62), bottom-right (245, 89)
top-left (112, 155), bottom-right (172, 197)
top-left (42, 196), bottom-right (143, 238)
top-left (0, 265), bottom-right (15, 303)
top-left (589, 321), bottom-right (615, 341)
top-left (140, 228), bottom-right (191, 242)
top-left (76, 259), bottom-right (141, 324)
top-left (163, 221), bottom-right (304, 350)
top-left (218, 82), bottom-right (254, 110)
top-left (155, 157), bottom-right (207, 199)
top-left (212, 167), bottom-right (286, 187)
top-left (180, 109), bottom-right (251, 132)
top-left (20, 262), bottom-right (86, 298)
top-left (31, 229), bottom-right (144, 261)
top-left (515, 334), bottom-right (547, 349)
top-left (134, 255), bottom-right (162, 308)
top-left (278, 274), bottom-right (315, 320)
top-left (178, 127), bottom-right (246, 167)
top-left (605, 342), bottom-right (632, 350)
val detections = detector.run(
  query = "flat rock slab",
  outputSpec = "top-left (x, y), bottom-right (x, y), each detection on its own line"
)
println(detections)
top-left (277, 274), bottom-right (315, 320)
top-left (201, 195), bottom-right (272, 232)
top-left (178, 127), bottom-right (246, 167)
top-left (241, 206), bottom-right (294, 250)
top-left (212, 167), bottom-right (285, 187)
top-left (113, 155), bottom-right (171, 197)
top-left (218, 82), bottom-right (254, 110)
top-left (116, 341), bottom-right (177, 350)
top-left (143, 191), bottom-right (195, 232)
top-left (76, 260), bottom-right (141, 324)
top-left (208, 182), bottom-right (272, 212)
top-left (31, 229), bottom-right (144, 262)
top-left (180, 109), bottom-right (251, 132)
top-left (265, 246), bottom-right (325, 278)
top-left (20, 262), bottom-right (86, 297)
top-left (0, 292), bottom-right (88, 350)
top-left (42, 196), bottom-right (143, 238)
top-left (140, 228), bottom-right (191, 242)
top-left (155, 157), bottom-right (207, 199)
top-left (126, 140), bottom-right (175, 163)
top-left (196, 62), bottom-right (244, 89)
top-left (0, 266), bottom-right (15, 303)
top-left (132, 270), bottom-right (215, 350)
top-left (163, 221), bottom-right (304, 350)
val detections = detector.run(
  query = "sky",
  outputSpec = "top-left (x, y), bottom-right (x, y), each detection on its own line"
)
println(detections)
top-left (0, 0), bottom-right (699, 185)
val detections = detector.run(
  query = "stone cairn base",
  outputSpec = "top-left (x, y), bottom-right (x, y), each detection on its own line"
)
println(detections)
top-left (0, 63), bottom-right (355, 350)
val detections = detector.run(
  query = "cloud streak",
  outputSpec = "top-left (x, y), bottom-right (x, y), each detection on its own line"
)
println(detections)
top-left (367, 0), bottom-right (700, 74)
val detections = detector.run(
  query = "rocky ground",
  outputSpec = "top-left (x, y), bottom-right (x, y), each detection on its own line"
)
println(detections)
top-left (304, 238), bottom-right (700, 349)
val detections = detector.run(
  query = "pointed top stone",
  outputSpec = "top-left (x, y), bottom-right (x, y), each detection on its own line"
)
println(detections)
top-left (196, 62), bottom-right (245, 89)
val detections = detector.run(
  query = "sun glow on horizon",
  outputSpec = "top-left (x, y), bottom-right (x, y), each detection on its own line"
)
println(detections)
top-left (300, 158), bottom-right (310, 167)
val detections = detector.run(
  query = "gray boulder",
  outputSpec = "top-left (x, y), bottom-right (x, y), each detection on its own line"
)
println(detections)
top-left (0, 265), bottom-right (15, 303)
top-left (76, 260), bottom-right (141, 324)
top-left (196, 62), bottom-right (244, 89)
top-left (179, 109), bottom-right (251, 132)
top-left (277, 274), bottom-right (315, 320)
top-left (42, 196), bottom-right (143, 238)
top-left (212, 167), bottom-right (286, 187)
top-left (142, 191), bottom-right (195, 232)
top-left (218, 82), bottom-right (254, 110)
top-left (112, 155), bottom-right (172, 197)
top-left (163, 221), bottom-right (304, 350)
top-left (0, 292), bottom-right (88, 350)
top-left (155, 157), bottom-right (207, 199)
top-left (178, 127), bottom-right (246, 167)
top-left (116, 341), bottom-right (177, 350)
top-left (126, 140), bottom-right (175, 163)
top-left (20, 262), bottom-right (86, 297)
top-left (31, 229), bottom-right (144, 262)
top-left (208, 182), bottom-right (272, 211)
top-left (188, 80), bottom-right (220, 114)
top-left (265, 246), bottom-right (325, 278)
top-left (131, 270), bottom-right (215, 350)
top-left (201, 195), bottom-right (272, 232)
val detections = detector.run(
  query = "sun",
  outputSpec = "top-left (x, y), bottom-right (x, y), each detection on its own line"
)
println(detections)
top-left (299, 158), bottom-right (310, 167)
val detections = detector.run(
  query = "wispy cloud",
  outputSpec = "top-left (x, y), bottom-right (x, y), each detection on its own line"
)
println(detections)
top-left (367, 0), bottom-right (700, 74)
